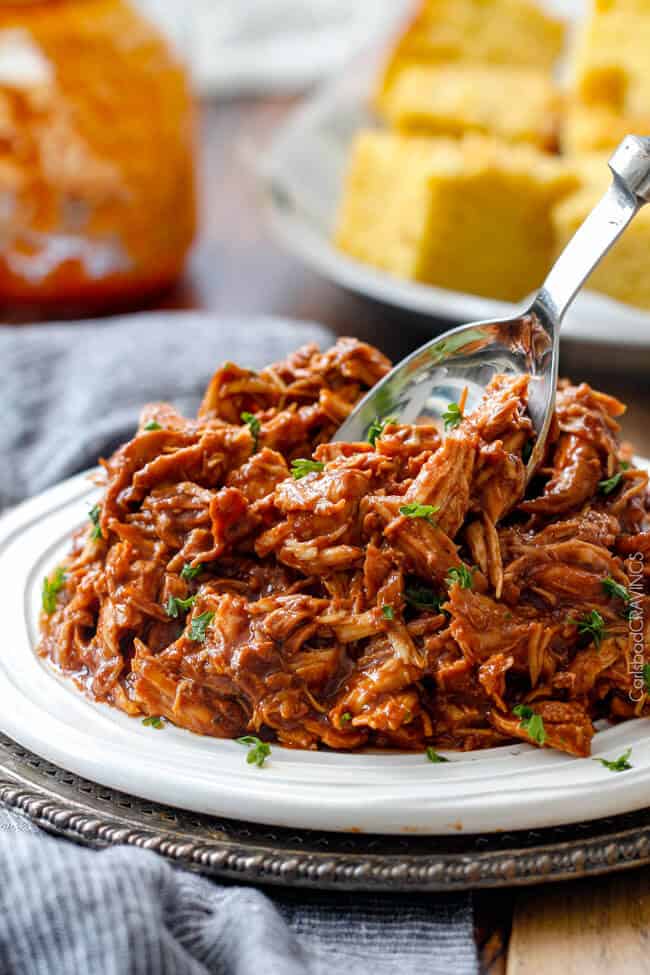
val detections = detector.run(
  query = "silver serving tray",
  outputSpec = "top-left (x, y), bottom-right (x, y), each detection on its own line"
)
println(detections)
top-left (2, 732), bottom-right (650, 892)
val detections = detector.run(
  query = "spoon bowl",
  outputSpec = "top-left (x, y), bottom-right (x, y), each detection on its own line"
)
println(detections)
top-left (336, 136), bottom-right (650, 476)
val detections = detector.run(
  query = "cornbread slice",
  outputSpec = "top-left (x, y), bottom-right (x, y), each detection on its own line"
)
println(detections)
top-left (335, 131), bottom-right (577, 301)
top-left (553, 154), bottom-right (650, 309)
top-left (381, 64), bottom-right (561, 150)
top-left (566, 0), bottom-right (650, 151)
top-left (376, 0), bottom-right (566, 110)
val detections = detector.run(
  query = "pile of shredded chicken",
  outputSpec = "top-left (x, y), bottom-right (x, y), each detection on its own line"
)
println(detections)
top-left (39, 338), bottom-right (650, 757)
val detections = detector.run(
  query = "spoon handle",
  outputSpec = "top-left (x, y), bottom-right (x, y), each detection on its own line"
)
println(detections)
top-left (535, 135), bottom-right (650, 324)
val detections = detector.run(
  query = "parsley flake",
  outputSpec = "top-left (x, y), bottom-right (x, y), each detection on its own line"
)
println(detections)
top-left (602, 576), bottom-right (632, 606)
top-left (42, 567), bottom-right (66, 615)
top-left (594, 747), bottom-right (632, 772)
top-left (88, 504), bottom-right (103, 541)
top-left (405, 586), bottom-right (444, 612)
top-left (598, 462), bottom-right (630, 495)
top-left (643, 663), bottom-right (650, 693)
top-left (180, 562), bottom-right (203, 582)
top-left (241, 412), bottom-right (261, 452)
top-left (367, 415), bottom-right (397, 447)
top-left (442, 403), bottom-right (463, 431)
top-left (446, 565), bottom-right (474, 590)
top-left (142, 715), bottom-right (164, 729)
top-left (340, 712), bottom-right (352, 724)
top-left (166, 594), bottom-right (196, 618)
top-left (399, 502), bottom-right (440, 523)
top-left (237, 735), bottom-right (271, 768)
top-left (291, 459), bottom-right (324, 479)
top-left (513, 704), bottom-right (546, 746)
top-left (426, 747), bottom-right (449, 763)
top-left (143, 420), bottom-right (162, 431)
top-left (569, 610), bottom-right (608, 649)
top-left (189, 611), bottom-right (214, 643)
top-left (382, 605), bottom-right (394, 621)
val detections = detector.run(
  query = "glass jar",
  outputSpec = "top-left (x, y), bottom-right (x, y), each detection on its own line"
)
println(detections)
top-left (0, 0), bottom-right (196, 314)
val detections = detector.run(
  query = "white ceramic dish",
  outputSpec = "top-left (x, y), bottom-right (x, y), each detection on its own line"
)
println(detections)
top-left (1, 465), bottom-right (649, 835)
top-left (259, 0), bottom-right (650, 349)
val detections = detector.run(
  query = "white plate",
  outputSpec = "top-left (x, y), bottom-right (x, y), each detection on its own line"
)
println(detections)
top-left (1, 466), bottom-right (649, 835)
top-left (259, 0), bottom-right (650, 349)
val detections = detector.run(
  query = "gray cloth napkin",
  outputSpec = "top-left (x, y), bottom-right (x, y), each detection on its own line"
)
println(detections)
top-left (0, 312), bottom-right (478, 975)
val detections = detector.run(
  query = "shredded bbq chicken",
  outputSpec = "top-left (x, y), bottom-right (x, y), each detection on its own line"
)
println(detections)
top-left (39, 340), bottom-right (650, 757)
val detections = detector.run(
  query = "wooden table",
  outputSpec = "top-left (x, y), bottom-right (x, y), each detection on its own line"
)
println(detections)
top-left (6, 95), bottom-right (650, 974)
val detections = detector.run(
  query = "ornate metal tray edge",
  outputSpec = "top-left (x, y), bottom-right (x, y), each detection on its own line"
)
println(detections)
top-left (1, 732), bottom-right (649, 891)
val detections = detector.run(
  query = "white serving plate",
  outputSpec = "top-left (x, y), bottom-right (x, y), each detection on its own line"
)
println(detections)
top-left (1, 466), bottom-right (649, 835)
top-left (259, 0), bottom-right (650, 349)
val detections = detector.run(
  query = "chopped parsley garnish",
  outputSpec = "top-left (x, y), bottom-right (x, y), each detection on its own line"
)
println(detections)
top-left (180, 562), bottom-right (203, 582)
top-left (598, 462), bottom-right (630, 495)
top-left (513, 704), bottom-right (546, 746)
top-left (237, 735), bottom-right (271, 768)
top-left (569, 609), bottom-right (608, 649)
top-left (426, 747), bottom-right (449, 763)
top-left (341, 712), bottom-right (352, 724)
top-left (602, 576), bottom-right (632, 606)
top-left (382, 605), bottom-right (394, 621)
top-left (446, 565), bottom-right (474, 590)
top-left (166, 594), bottom-right (196, 618)
top-left (643, 663), bottom-right (650, 693)
top-left (88, 504), bottom-right (103, 540)
top-left (142, 715), bottom-right (164, 729)
top-left (367, 415), bottom-right (397, 447)
top-left (594, 747), bottom-right (632, 772)
top-left (241, 411), bottom-right (261, 452)
top-left (143, 420), bottom-right (162, 431)
top-left (41, 568), bottom-right (66, 615)
top-left (189, 611), bottom-right (214, 643)
top-left (399, 502), bottom-right (440, 523)
top-left (405, 586), bottom-right (443, 612)
top-left (442, 402), bottom-right (463, 431)
top-left (291, 458), bottom-right (324, 479)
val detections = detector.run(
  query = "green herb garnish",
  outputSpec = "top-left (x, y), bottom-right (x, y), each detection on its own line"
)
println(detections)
top-left (643, 663), bottom-right (650, 693)
top-left (513, 704), bottom-right (546, 746)
top-left (189, 611), bottom-right (214, 643)
top-left (166, 594), bottom-right (196, 618)
top-left (399, 502), bottom-right (440, 523)
top-left (237, 735), bottom-right (271, 768)
top-left (602, 576), bottom-right (632, 606)
top-left (382, 605), bottom-right (394, 621)
top-left (594, 747), bottom-right (632, 772)
top-left (569, 609), bottom-right (608, 649)
top-left (341, 712), bottom-right (352, 724)
top-left (446, 565), bottom-right (474, 590)
top-left (426, 747), bottom-right (449, 763)
top-left (142, 715), bottom-right (164, 729)
top-left (290, 459), bottom-right (325, 479)
top-left (367, 415), bottom-right (397, 447)
top-left (180, 562), bottom-right (203, 582)
top-left (241, 411), bottom-right (261, 452)
top-left (41, 567), bottom-right (66, 615)
top-left (405, 586), bottom-right (444, 612)
top-left (88, 504), bottom-right (103, 541)
top-left (442, 403), bottom-right (463, 431)
top-left (598, 462), bottom-right (630, 495)
top-left (143, 420), bottom-right (162, 431)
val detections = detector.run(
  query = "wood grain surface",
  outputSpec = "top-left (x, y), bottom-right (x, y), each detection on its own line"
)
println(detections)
top-left (3, 94), bottom-right (650, 972)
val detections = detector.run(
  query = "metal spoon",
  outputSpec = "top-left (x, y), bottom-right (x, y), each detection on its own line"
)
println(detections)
top-left (336, 135), bottom-right (650, 476)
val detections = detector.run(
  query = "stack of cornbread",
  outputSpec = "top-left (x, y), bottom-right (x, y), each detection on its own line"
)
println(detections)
top-left (335, 0), bottom-right (650, 309)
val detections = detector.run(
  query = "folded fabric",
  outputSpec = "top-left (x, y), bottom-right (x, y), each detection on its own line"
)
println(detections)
top-left (0, 312), bottom-right (478, 974)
